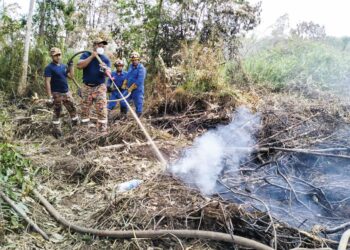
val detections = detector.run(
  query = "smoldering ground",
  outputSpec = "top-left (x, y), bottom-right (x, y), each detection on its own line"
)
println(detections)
top-left (170, 106), bottom-right (350, 238)
top-left (169, 106), bottom-right (261, 195)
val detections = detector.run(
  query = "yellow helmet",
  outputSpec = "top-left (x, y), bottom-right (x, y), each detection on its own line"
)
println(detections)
top-left (50, 47), bottom-right (61, 56)
top-left (92, 37), bottom-right (108, 45)
top-left (114, 59), bottom-right (124, 67)
top-left (129, 51), bottom-right (140, 59)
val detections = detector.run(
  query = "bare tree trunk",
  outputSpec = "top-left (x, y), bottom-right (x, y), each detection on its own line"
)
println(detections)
top-left (18, 0), bottom-right (35, 97)
top-left (38, 0), bottom-right (46, 38)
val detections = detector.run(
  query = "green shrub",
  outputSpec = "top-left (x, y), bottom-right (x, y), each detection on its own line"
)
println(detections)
top-left (0, 143), bottom-right (35, 230)
top-left (177, 42), bottom-right (227, 93)
top-left (242, 38), bottom-right (350, 90)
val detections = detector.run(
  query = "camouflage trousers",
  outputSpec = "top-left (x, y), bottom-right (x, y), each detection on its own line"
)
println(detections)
top-left (81, 84), bottom-right (108, 132)
top-left (52, 91), bottom-right (78, 126)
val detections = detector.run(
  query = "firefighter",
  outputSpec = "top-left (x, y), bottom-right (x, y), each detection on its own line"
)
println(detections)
top-left (107, 59), bottom-right (128, 112)
top-left (44, 47), bottom-right (78, 138)
top-left (120, 52), bottom-right (146, 117)
top-left (77, 37), bottom-right (111, 133)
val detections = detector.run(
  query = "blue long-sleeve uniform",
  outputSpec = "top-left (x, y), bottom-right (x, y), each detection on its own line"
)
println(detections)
top-left (107, 70), bottom-right (128, 110)
top-left (121, 63), bottom-right (147, 114)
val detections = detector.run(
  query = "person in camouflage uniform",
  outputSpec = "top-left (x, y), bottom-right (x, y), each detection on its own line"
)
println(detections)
top-left (77, 37), bottom-right (111, 133)
top-left (44, 47), bottom-right (78, 138)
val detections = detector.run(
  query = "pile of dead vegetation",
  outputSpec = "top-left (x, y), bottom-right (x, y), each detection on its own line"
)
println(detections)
top-left (256, 90), bottom-right (350, 148)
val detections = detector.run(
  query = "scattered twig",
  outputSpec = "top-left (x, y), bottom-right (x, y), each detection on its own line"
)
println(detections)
top-left (322, 221), bottom-right (350, 234)
top-left (0, 190), bottom-right (49, 240)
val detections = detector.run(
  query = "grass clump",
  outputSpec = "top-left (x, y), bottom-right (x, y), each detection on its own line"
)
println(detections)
top-left (242, 38), bottom-right (350, 91)
top-left (176, 42), bottom-right (227, 93)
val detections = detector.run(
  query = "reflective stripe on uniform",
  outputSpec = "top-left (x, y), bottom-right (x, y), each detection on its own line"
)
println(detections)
top-left (71, 116), bottom-right (79, 121)
top-left (81, 118), bottom-right (90, 123)
top-left (97, 119), bottom-right (107, 124)
top-left (52, 120), bottom-right (60, 125)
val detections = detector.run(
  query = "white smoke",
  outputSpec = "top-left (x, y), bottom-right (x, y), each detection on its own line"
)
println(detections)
top-left (170, 107), bottom-right (260, 194)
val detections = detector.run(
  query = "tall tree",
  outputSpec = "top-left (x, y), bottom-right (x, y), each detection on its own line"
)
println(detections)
top-left (290, 21), bottom-right (326, 40)
top-left (18, 0), bottom-right (35, 96)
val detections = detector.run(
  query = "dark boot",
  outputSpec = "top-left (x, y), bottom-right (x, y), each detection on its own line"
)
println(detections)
top-left (136, 112), bottom-right (142, 118)
top-left (71, 117), bottom-right (79, 127)
top-left (120, 107), bottom-right (127, 120)
top-left (52, 125), bottom-right (63, 138)
top-left (120, 107), bottom-right (127, 114)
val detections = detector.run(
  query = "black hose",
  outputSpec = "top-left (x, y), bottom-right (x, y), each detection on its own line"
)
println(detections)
top-left (67, 50), bottom-right (91, 65)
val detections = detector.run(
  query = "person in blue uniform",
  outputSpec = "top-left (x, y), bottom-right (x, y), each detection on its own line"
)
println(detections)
top-left (120, 52), bottom-right (146, 117)
top-left (107, 59), bottom-right (128, 111)
top-left (44, 47), bottom-right (78, 138)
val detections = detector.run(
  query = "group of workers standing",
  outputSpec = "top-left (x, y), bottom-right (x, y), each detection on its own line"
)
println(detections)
top-left (44, 37), bottom-right (146, 137)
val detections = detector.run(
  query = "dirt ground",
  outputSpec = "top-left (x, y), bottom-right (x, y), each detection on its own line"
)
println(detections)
top-left (1, 89), bottom-right (349, 249)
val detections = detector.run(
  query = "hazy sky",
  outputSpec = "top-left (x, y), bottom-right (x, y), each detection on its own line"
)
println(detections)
top-left (249, 0), bottom-right (350, 37)
top-left (4, 0), bottom-right (350, 37)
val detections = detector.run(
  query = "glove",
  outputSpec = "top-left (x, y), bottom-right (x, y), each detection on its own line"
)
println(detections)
top-left (107, 84), bottom-right (116, 93)
top-left (67, 60), bottom-right (74, 68)
top-left (46, 96), bottom-right (54, 108)
top-left (100, 64), bottom-right (111, 74)
top-left (77, 88), bottom-right (82, 98)
top-left (127, 83), bottom-right (137, 93)
top-left (105, 67), bottom-right (111, 76)
top-left (121, 80), bottom-right (128, 90)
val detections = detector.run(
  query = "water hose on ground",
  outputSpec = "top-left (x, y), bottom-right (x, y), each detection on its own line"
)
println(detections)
top-left (33, 189), bottom-right (273, 250)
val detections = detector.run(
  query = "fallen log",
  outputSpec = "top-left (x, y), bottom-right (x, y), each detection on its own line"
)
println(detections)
top-left (33, 189), bottom-right (274, 250)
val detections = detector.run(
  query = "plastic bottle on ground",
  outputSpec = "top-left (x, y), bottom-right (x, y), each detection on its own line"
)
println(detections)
top-left (116, 179), bottom-right (143, 193)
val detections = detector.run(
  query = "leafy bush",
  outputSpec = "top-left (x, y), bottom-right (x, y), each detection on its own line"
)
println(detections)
top-left (176, 42), bottom-right (227, 93)
top-left (0, 143), bottom-right (34, 230)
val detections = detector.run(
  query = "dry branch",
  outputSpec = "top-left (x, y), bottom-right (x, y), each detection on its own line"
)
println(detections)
top-left (0, 190), bottom-right (49, 240)
top-left (322, 221), bottom-right (350, 234)
top-left (225, 146), bottom-right (350, 160)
